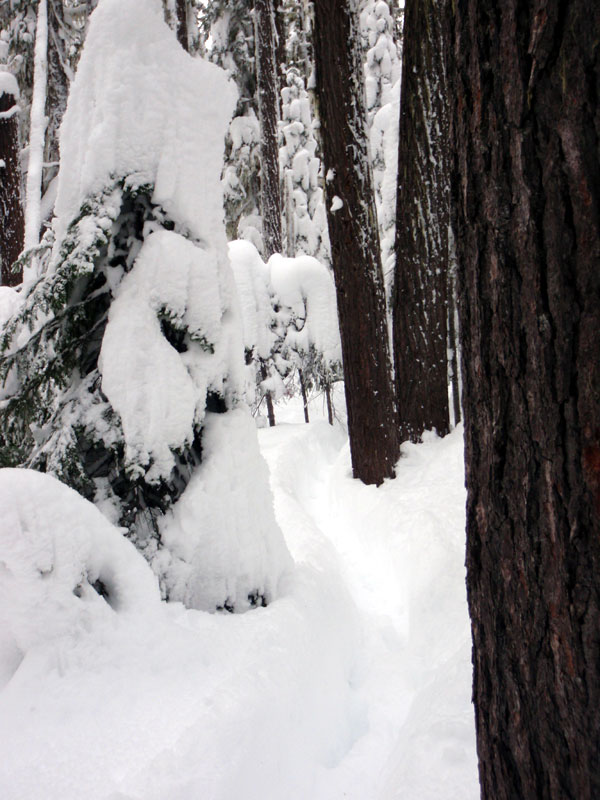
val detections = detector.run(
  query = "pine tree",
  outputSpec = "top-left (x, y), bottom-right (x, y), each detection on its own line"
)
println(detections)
top-left (313, 0), bottom-right (399, 485)
top-left (0, 0), bottom-right (289, 612)
top-left (279, 67), bottom-right (329, 266)
top-left (450, 0), bottom-right (600, 795)
top-left (392, 0), bottom-right (450, 443)
top-left (359, 0), bottom-right (401, 288)
top-left (200, 0), bottom-right (261, 245)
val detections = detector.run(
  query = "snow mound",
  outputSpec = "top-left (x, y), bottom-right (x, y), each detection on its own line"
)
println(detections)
top-left (0, 468), bottom-right (160, 689)
top-left (158, 407), bottom-right (293, 612)
top-left (53, 0), bottom-right (237, 247)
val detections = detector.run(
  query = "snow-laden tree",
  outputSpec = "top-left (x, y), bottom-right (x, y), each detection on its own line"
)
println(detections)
top-left (200, 1), bottom-right (262, 246)
top-left (279, 68), bottom-right (329, 266)
top-left (229, 239), bottom-right (341, 425)
top-left (359, 0), bottom-right (401, 290)
top-left (0, 0), bottom-right (290, 612)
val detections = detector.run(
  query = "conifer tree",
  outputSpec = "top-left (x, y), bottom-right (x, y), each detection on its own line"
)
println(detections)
top-left (392, 0), bottom-right (450, 443)
top-left (313, 0), bottom-right (399, 485)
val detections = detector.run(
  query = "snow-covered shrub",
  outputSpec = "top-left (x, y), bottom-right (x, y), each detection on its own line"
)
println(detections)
top-left (0, 0), bottom-right (291, 612)
top-left (228, 240), bottom-right (342, 418)
top-left (0, 467), bottom-right (160, 689)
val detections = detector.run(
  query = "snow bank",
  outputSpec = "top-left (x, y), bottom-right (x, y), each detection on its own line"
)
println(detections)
top-left (53, 0), bottom-right (237, 248)
top-left (158, 407), bottom-right (292, 612)
top-left (0, 468), bottom-right (160, 689)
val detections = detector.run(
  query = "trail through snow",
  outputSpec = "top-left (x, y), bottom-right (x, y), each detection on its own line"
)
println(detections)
top-left (0, 396), bottom-right (478, 799)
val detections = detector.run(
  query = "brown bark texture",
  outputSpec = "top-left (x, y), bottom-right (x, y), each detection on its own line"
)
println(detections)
top-left (313, 0), bottom-right (399, 485)
top-left (0, 89), bottom-right (24, 286)
top-left (450, 0), bottom-right (600, 797)
top-left (393, 0), bottom-right (450, 444)
top-left (254, 0), bottom-right (283, 257)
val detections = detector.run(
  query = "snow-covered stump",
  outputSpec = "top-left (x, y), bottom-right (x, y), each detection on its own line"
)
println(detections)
top-left (0, 0), bottom-right (291, 613)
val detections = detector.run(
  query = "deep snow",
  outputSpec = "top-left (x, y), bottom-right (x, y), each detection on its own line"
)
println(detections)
top-left (0, 392), bottom-right (478, 799)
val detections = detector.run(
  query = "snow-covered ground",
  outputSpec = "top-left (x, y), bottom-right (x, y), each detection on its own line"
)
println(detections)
top-left (0, 392), bottom-right (478, 799)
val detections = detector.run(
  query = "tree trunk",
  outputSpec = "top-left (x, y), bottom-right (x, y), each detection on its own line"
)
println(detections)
top-left (24, 0), bottom-right (48, 250)
top-left (175, 0), bottom-right (189, 51)
top-left (298, 368), bottom-right (309, 423)
top-left (392, 0), bottom-right (450, 444)
top-left (449, 0), bottom-right (600, 797)
top-left (313, 0), bottom-right (399, 486)
top-left (254, 0), bottom-right (282, 257)
top-left (0, 85), bottom-right (25, 286)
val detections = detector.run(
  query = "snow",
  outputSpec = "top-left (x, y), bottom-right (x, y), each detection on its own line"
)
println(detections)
top-left (269, 252), bottom-right (341, 365)
top-left (158, 407), bottom-right (293, 612)
top-left (99, 229), bottom-right (227, 481)
top-left (52, 0), bottom-right (237, 249)
top-left (0, 396), bottom-right (478, 799)
top-left (0, 71), bottom-right (19, 99)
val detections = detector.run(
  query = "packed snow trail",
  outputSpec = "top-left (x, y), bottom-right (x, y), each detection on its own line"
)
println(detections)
top-left (258, 403), bottom-right (478, 799)
top-left (0, 399), bottom-right (478, 799)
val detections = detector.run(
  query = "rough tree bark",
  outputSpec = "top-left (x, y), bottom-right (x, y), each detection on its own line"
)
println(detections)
top-left (313, 0), bottom-right (399, 485)
top-left (175, 0), bottom-right (189, 51)
top-left (392, 0), bottom-right (450, 444)
top-left (0, 82), bottom-right (25, 286)
top-left (254, 0), bottom-right (282, 427)
top-left (449, 0), bottom-right (600, 797)
top-left (254, 0), bottom-right (282, 257)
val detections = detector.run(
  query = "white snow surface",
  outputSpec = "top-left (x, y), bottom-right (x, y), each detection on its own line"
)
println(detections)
top-left (0, 71), bottom-right (19, 99)
top-left (52, 0), bottom-right (237, 248)
top-left (0, 396), bottom-right (478, 799)
top-left (99, 229), bottom-right (238, 481)
top-left (157, 407), bottom-right (293, 612)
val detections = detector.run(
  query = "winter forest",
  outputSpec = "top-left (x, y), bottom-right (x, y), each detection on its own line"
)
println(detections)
top-left (0, 0), bottom-right (598, 798)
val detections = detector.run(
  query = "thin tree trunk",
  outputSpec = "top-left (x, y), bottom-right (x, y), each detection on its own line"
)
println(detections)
top-left (260, 360), bottom-right (276, 427)
top-left (313, 0), bottom-right (399, 485)
top-left (325, 381), bottom-right (333, 426)
top-left (24, 0), bottom-right (48, 250)
top-left (392, 0), bottom-right (450, 444)
top-left (254, 0), bottom-right (282, 257)
top-left (298, 368), bottom-right (309, 423)
top-left (450, 0), bottom-right (600, 796)
top-left (0, 83), bottom-right (25, 286)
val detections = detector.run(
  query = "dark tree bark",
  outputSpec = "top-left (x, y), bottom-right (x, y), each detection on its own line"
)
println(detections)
top-left (0, 87), bottom-right (25, 286)
top-left (392, 0), bottom-right (450, 444)
top-left (449, 0), bottom-right (600, 797)
top-left (313, 0), bottom-right (399, 485)
top-left (175, 0), bottom-right (189, 51)
top-left (254, 0), bottom-right (282, 257)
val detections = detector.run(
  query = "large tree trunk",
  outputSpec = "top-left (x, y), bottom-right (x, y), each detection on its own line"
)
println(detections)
top-left (392, 0), bottom-right (450, 444)
top-left (254, 0), bottom-right (282, 257)
top-left (313, 0), bottom-right (399, 486)
top-left (0, 84), bottom-right (25, 286)
top-left (449, 0), bottom-right (600, 797)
